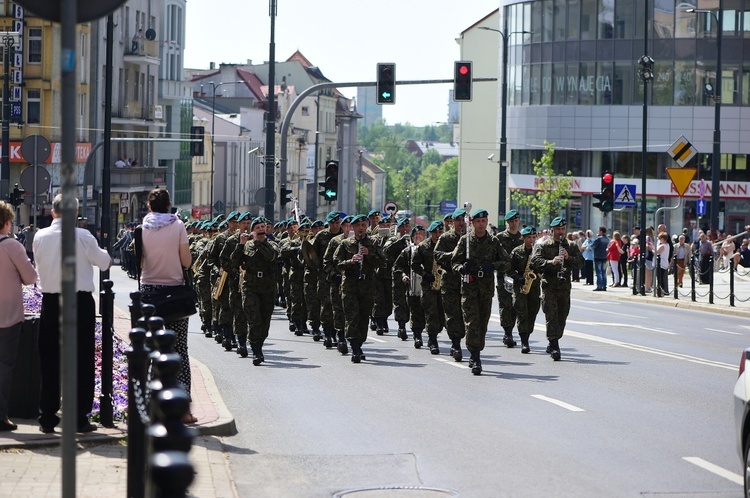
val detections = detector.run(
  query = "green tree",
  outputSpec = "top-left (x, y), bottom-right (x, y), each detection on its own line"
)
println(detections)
top-left (355, 180), bottom-right (372, 214)
top-left (420, 148), bottom-right (443, 169)
top-left (510, 141), bottom-right (573, 227)
top-left (436, 158), bottom-right (458, 201)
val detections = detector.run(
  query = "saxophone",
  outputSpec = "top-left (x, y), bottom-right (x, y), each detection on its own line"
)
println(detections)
top-left (431, 257), bottom-right (442, 291)
top-left (520, 250), bottom-right (537, 295)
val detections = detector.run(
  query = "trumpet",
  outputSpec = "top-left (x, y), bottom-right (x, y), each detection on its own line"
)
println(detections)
top-left (462, 202), bottom-right (472, 283)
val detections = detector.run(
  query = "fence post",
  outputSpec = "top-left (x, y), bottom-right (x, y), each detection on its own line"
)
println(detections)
top-left (99, 279), bottom-right (115, 427)
top-left (673, 261), bottom-right (678, 299)
top-left (632, 254), bottom-right (639, 296)
top-left (129, 291), bottom-right (142, 329)
top-left (709, 255), bottom-right (714, 304)
top-left (125, 326), bottom-right (150, 498)
top-left (690, 255), bottom-right (696, 302)
top-left (730, 259), bottom-right (735, 307)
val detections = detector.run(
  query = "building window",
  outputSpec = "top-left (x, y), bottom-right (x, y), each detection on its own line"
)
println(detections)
top-left (27, 90), bottom-right (40, 124)
top-left (301, 106), bottom-right (309, 116)
top-left (28, 28), bottom-right (42, 64)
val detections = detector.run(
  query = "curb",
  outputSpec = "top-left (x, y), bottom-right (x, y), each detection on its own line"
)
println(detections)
top-left (192, 359), bottom-right (237, 437)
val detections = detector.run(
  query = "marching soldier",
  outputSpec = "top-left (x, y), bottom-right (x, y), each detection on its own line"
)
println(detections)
top-left (530, 217), bottom-right (584, 361)
top-left (496, 209), bottom-right (523, 348)
top-left (281, 220), bottom-right (308, 336)
top-left (507, 226), bottom-right (541, 354)
top-left (452, 209), bottom-right (510, 375)
top-left (372, 215), bottom-right (394, 335)
top-left (273, 221), bottom-right (286, 308)
top-left (312, 211), bottom-right (344, 348)
top-left (394, 225), bottom-right (427, 348)
top-left (324, 215), bottom-right (354, 354)
top-left (443, 213), bottom-right (454, 232)
top-left (281, 219), bottom-right (299, 331)
top-left (193, 220), bottom-right (215, 337)
top-left (333, 214), bottom-right (386, 363)
top-left (385, 217), bottom-right (412, 340)
top-left (206, 212), bottom-right (237, 347)
top-left (412, 220), bottom-right (445, 354)
top-left (434, 208), bottom-right (467, 361)
top-left (366, 209), bottom-right (381, 236)
top-left (220, 212), bottom-right (252, 356)
top-left (302, 220), bottom-right (325, 342)
top-left (237, 218), bottom-right (280, 365)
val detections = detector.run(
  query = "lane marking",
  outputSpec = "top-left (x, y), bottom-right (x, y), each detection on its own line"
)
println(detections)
top-left (531, 394), bottom-right (585, 412)
top-left (741, 325), bottom-right (750, 331)
top-left (367, 337), bottom-right (387, 343)
top-left (572, 298), bottom-right (620, 305)
top-left (566, 320), bottom-right (676, 335)
top-left (573, 305), bottom-right (633, 318)
top-left (704, 327), bottom-right (742, 336)
top-left (433, 357), bottom-right (470, 369)
top-left (682, 457), bottom-right (742, 486)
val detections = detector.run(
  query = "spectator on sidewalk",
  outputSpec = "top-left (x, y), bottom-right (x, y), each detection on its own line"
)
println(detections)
top-left (607, 231), bottom-right (624, 287)
top-left (740, 240), bottom-right (750, 269)
top-left (619, 234), bottom-right (631, 287)
top-left (33, 194), bottom-right (112, 434)
top-left (698, 231), bottom-right (713, 284)
top-left (720, 234), bottom-right (737, 270)
top-left (656, 232), bottom-right (671, 296)
top-left (22, 225), bottom-right (36, 263)
top-left (644, 227), bottom-right (656, 293)
top-left (591, 226), bottom-right (610, 291)
top-left (581, 229), bottom-right (594, 285)
top-left (0, 201), bottom-right (38, 432)
top-left (674, 235), bottom-right (690, 287)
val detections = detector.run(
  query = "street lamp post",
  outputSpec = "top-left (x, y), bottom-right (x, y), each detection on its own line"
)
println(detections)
top-left (479, 25), bottom-right (529, 223)
top-left (209, 80), bottom-right (243, 217)
top-left (687, 4), bottom-right (722, 238)
top-left (0, 31), bottom-right (19, 201)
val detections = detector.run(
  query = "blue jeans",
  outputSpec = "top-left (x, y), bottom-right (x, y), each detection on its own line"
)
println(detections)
top-left (594, 259), bottom-right (607, 289)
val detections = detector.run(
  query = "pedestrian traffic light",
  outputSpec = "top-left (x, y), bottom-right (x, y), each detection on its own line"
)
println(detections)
top-left (593, 171), bottom-right (615, 212)
top-left (319, 161), bottom-right (338, 202)
top-left (10, 183), bottom-right (24, 207)
top-left (376, 63), bottom-right (396, 105)
top-left (454, 61), bottom-right (473, 102)
top-left (280, 184), bottom-right (293, 207)
top-left (190, 126), bottom-right (205, 157)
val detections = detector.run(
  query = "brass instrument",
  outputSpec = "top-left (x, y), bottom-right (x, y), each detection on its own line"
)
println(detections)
top-left (212, 270), bottom-right (228, 299)
top-left (409, 243), bottom-right (423, 297)
top-left (301, 234), bottom-right (319, 267)
top-left (431, 257), bottom-right (442, 291)
top-left (520, 250), bottom-right (537, 294)
top-left (462, 202), bottom-right (472, 283)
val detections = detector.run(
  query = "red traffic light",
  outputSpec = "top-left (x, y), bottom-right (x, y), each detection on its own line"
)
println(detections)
top-left (458, 65), bottom-right (469, 75)
top-left (602, 173), bottom-right (613, 184)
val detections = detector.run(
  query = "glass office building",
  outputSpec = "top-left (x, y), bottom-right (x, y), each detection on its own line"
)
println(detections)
top-left (502, 0), bottom-right (750, 235)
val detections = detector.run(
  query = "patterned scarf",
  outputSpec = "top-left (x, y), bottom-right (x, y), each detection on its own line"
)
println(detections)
top-left (142, 212), bottom-right (177, 231)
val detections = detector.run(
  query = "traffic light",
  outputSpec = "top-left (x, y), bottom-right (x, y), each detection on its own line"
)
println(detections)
top-left (280, 184), bottom-right (293, 207)
top-left (189, 126), bottom-right (205, 156)
top-left (592, 171), bottom-right (615, 212)
top-left (376, 63), bottom-right (396, 105)
top-left (319, 161), bottom-right (338, 202)
top-left (454, 61), bottom-right (473, 102)
top-left (10, 183), bottom-right (24, 207)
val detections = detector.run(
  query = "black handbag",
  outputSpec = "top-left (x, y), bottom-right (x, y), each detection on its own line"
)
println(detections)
top-left (140, 271), bottom-right (197, 323)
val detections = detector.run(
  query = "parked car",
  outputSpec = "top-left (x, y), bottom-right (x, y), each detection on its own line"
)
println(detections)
top-left (733, 347), bottom-right (750, 495)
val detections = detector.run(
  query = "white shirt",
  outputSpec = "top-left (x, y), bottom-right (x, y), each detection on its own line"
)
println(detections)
top-left (33, 218), bottom-right (112, 293)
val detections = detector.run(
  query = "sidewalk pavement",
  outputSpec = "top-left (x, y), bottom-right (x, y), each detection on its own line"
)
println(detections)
top-left (0, 305), bottom-right (239, 498)
top-left (572, 265), bottom-right (750, 318)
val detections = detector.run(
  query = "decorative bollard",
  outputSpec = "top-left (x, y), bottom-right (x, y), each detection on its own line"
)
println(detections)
top-left (690, 255), bottom-right (696, 302)
top-left (129, 291), bottom-right (142, 329)
top-left (99, 279), bottom-right (116, 427)
top-left (709, 255), bottom-right (714, 304)
top-left (125, 327), bottom-right (150, 498)
top-left (730, 259), bottom-right (736, 307)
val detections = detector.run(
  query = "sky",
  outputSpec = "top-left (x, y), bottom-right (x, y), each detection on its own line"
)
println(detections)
top-left (185, 0), bottom-right (500, 127)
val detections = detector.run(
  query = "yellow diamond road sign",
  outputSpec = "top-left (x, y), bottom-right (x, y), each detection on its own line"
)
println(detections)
top-left (666, 167), bottom-right (697, 197)
top-left (668, 135), bottom-right (698, 167)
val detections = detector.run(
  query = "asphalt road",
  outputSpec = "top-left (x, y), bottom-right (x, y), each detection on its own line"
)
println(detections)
top-left (108, 267), bottom-right (745, 497)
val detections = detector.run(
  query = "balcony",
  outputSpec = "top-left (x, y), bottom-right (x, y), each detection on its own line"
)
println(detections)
top-left (109, 166), bottom-right (168, 191)
top-left (124, 39), bottom-right (160, 66)
top-left (111, 102), bottom-right (166, 126)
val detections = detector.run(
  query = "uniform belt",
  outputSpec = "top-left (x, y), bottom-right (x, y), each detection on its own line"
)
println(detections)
top-left (470, 270), bottom-right (492, 278)
top-left (244, 271), bottom-right (265, 281)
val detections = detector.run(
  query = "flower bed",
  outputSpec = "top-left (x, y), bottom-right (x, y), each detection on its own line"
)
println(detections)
top-left (23, 285), bottom-right (129, 422)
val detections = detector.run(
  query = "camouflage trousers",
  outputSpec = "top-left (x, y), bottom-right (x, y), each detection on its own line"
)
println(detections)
top-left (229, 276), bottom-right (248, 340)
top-left (392, 279), bottom-right (409, 323)
top-left (242, 286), bottom-right (274, 345)
top-left (541, 286), bottom-right (571, 341)
top-left (330, 278), bottom-right (345, 332)
top-left (420, 287), bottom-right (445, 335)
top-left (342, 279), bottom-right (375, 343)
top-left (318, 278), bottom-right (333, 328)
top-left (407, 294), bottom-right (425, 332)
top-left (441, 286), bottom-right (465, 340)
top-left (513, 289), bottom-right (541, 336)
top-left (460, 280), bottom-right (495, 353)
top-left (289, 276), bottom-right (306, 321)
top-left (196, 276), bottom-right (213, 327)
top-left (496, 284), bottom-right (516, 331)
top-left (215, 275), bottom-right (232, 326)
top-left (304, 274), bottom-right (320, 327)
top-left (372, 276), bottom-right (393, 320)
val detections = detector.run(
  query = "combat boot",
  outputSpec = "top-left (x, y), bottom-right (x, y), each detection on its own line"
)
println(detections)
top-left (502, 327), bottom-right (517, 348)
top-left (294, 320), bottom-right (304, 336)
top-left (520, 333), bottom-right (531, 354)
top-left (312, 325), bottom-right (322, 342)
top-left (337, 330), bottom-right (348, 355)
top-left (375, 317), bottom-right (385, 336)
top-left (549, 339), bottom-right (561, 361)
top-left (279, 296), bottom-right (287, 308)
top-left (397, 321), bottom-right (408, 341)
top-left (470, 351), bottom-right (482, 375)
top-left (236, 337), bottom-right (248, 358)
top-left (251, 343), bottom-right (263, 366)
top-left (323, 327), bottom-right (333, 349)
top-left (369, 317), bottom-right (377, 331)
top-left (213, 322), bottom-right (223, 344)
top-left (413, 330), bottom-right (423, 349)
top-left (289, 319), bottom-right (296, 332)
top-left (350, 340), bottom-right (362, 363)
top-left (428, 334), bottom-right (440, 355)
top-left (222, 326), bottom-right (234, 351)
top-left (450, 338), bottom-right (463, 362)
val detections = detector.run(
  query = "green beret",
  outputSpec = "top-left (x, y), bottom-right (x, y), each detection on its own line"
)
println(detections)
top-left (326, 211), bottom-right (342, 223)
top-left (299, 221), bottom-right (311, 229)
top-left (213, 214), bottom-right (225, 222)
top-left (226, 211), bottom-right (240, 221)
top-left (351, 214), bottom-right (368, 224)
top-left (521, 226), bottom-right (537, 236)
top-left (397, 217), bottom-right (411, 227)
top-left (311, 220), bottom-right (324, 228)
top-left (379, 215), bottom-right (392, 224)
top-left (251, 218), bottom-right (266, 230)
top-left (504, 209), bottom-right (519, 221)
top-left (471, 209), bottom-right (488, 219)
top-left (287, 218), bottom-right (298, 226)
top-left (272, 222), bottom-right (281, 229)
top-left (443, 214), bottom-right (452, 221)
top-left (218, 220), bottom-right (228, 230)
top-left (427, 221), bottom-right (444, 233)
top-left (367, 209), bottom-right (381, 218)
top-left (452, 208), bottom-right (466, 220)
top-left (550, 216), bottom-right (567, 227)
top-left (342, 215), bottom-right (354, 224)
top-left (237, 212), bottom-right (252, 222)
top-left (411, 225), bottom-right (425, 236)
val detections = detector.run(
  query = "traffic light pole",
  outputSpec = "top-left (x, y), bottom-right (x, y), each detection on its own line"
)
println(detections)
top-left (277, 77), bottom-right (496, 218)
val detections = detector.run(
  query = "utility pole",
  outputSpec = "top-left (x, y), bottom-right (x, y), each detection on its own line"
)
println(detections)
top-left (264, 0), bottom-right (277, 219)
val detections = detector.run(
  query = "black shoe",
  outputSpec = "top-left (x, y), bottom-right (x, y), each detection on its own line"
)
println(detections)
top-left (204, 327), bottom-right (213, 338)
top-left (428, 335), bottom-right (440, 355)
top-left (351, 353), bottom-right (361, 363)
top-left (312, 328), bottom-right (322, 342)
top-left (0, 419), bottom-right (17, 431)
top-left (251, 344), bottom-right (263, 365)
top-left (39, 425), bottom-right (56, 434)
top-left (369, 318), bottom-right (377, 331)
top-left (222, 337), bottom-right (234, 351)
top-left (471, 353), bottom-right (482, 375)
top-left (323, 337), bottom-right (333, 349)
top-left (397, 325), bottom-right (408, 341)
top-left (546, 342), bottom-right (553, 354)
top-left (502, 332), bottom-right (517, 348)
top-left (549, 339), bottom-right (561, 361)
top-left (237, 345), bottom-right (248, 358)
top-left (77, 422), bottom-right (98, 433)
top-left (214, 331), bottom-right (223, 344)
top-left (520, 336), bottom-right (531, 354)
top-left (450, 339), bottom-right (463, 362)
top-left (413, 332), bottom-right (423, 349)
top-left (337, 341), bottom-right (349, 355)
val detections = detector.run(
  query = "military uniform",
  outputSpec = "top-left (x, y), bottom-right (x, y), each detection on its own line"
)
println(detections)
top-left (333, 218), bottom-right (386, 362)
top-left (323, 217), bottom-right (352, 354)
top-left (393, 226), bottom-right (426, 348)
top-left (507, 227), bottom-right (541, 353)
top-left (220, 212), bottom-right (252, 355)
top-left (238, 224), bottom-right (279, 365)
top-left (385, 218), bottom-right (412, 339)
top-left (451, 209), bottom-right (510, 375)
top-left (193, 227), bottom-right (214, 337)
top-left (434, 208), bottom-right (468, 361)
top-left (371, 219), bottom-right (394, 335)
top-left (206, 214), bottom-right (236, 345)
top-left (530, 217), bottom-right (584, 360)
top-left (412, 221), bottom-right (446, 354)
top-left (312, 212), bottom-right (343, 347)
top-left (280, 234), bottom-right (307, 335)
top-left (495, 210), bottom-right (524, 347)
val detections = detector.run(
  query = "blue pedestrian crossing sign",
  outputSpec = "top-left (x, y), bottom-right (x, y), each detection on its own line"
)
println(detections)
top-left (614, 184), bottom-right (636, 207)
top-left (696, 199), bottom-right (706, 216)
